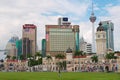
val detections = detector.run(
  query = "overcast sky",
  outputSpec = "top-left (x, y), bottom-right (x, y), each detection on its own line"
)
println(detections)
top-left (0, 0), bottom-right (120, 51)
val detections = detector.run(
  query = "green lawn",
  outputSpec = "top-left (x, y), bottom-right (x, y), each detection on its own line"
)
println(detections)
top-left (0, 72), bottom-right (119, 80)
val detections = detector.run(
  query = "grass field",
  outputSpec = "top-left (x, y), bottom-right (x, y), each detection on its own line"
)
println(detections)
top-left (0, 72), bottom-right (119, 80)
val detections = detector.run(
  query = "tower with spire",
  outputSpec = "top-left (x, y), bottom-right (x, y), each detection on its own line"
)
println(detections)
top-left (89, 0), bottom-right (96, 53)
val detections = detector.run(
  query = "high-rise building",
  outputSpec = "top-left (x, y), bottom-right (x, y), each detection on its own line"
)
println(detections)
top-left (101, 21), bottom-right (114, 51)
top-left (96, 22), bottom-right (107, 56)
top-left (22, 24), bottom-right (37, 58)
top-left (16, 39), bottom-right (22, 59)
top-left (42, 39), bottom-right (46, 57)
top-left (5, 36), bottom-right (19, 57)
top-left (80, 37), bottom-right (92, 53)
top-left (46, 17), bottom-right (79, 56)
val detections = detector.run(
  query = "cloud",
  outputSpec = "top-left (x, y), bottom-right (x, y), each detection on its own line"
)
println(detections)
top-left (78, 21), bottom-right (92, 43)
top-left (0, 0), bottom-right (90, 50)
top-left (0, 0), bottom-right (119, 52)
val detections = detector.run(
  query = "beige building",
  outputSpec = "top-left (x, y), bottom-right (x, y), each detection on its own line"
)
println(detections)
top-left (22, 24), bottom-right (37, 58)
top-left (43, 48), bottom-right (87, 72)
top-left (4, 60), bottom-right (28, 71)
top-left (96, 22), bottom-right (107, 56)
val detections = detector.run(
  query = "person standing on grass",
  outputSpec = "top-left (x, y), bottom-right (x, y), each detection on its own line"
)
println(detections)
top-left (58, 69), bottom-right (61, 77)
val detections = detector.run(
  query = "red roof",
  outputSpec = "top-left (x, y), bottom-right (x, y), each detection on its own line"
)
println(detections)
top-left (23, 24), bottom-right (36, 29)
top-left (6, 60), bottom-right (27, 62)
top-left (73, 56), bottom-right (86, 58)
top-left (117, 53), bottom-right (120, 56)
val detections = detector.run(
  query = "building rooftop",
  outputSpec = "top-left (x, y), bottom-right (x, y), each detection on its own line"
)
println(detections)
top-left (97, 22), bottom-right (105, 31)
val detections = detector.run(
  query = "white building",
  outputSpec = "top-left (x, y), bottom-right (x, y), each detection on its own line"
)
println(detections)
top-left (80, 37), bottom-right (92, 53)
top-left (5, 36), bottom-right (19, 57)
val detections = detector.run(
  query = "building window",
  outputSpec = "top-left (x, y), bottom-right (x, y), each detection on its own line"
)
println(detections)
top-left (103, 35), bottom-right (105, 38)
top-left (98, 35), bottom-right (100, 38)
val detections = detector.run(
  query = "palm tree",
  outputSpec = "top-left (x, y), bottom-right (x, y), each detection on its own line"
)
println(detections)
top-left (46, 55), bottom-right (52, 71)
top-left (74, 50), bottom-right (84, 71)
top-left (62, 61), bottom-right (66, 70)
top-left (12, 56), bottom-right (16, 60)
top-left (55, 54), bottom-right (65, 73)
top-left (91, 55), bottom-right (98, 63)
top-left (55, 54), bottom-right (65, 60)
top-left (19, 54), bottom-right (25, 60)
top-left (105, 52), bottom-right (118, 63)
top-left (27, 54), bottom-right (34, 67)
top-left (35, 52), bottom-right (42, 65)
top-left (6, 55), bottom-right (11, 60)
top-left (35, 52), bottom-right (42, 58)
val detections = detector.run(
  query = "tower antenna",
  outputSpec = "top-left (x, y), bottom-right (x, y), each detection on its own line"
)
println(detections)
top-left (89, 0), bottom-right (96, 53)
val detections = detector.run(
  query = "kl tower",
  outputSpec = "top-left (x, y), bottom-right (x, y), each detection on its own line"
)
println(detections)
top-left (89, 0), bottom-right (96, 53)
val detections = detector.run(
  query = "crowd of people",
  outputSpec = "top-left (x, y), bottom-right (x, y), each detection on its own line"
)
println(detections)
top-left (80, 63), bottom-right (118, 72)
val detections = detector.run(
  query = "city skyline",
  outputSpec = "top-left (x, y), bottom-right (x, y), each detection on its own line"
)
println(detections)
top-left (0, 0), bottom-right (120, 51)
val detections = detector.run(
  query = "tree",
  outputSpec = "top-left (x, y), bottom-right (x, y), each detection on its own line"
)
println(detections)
top-left (19, 54), bottom-right (25, 60)
top-left (35, 52), bottom-right (42, 65)
top-left (55, 54), bottom-right (65, 60)
top-left (12, 56), bottom-right (16, 60)
top-left (27, 54), bottom-right (34, 67)
top-left (105, 52), bottom-right (118, 63)
top-left (35, 52), bottom-right (42, 58)
top-left (27, 54), bottom-right (32, 59)
top-left (62, 61), bottom-right (66, 70)
top-left (6, 55), bottom-right (11, 60)
top-left (91, 55), bottom-right (98, 63)
top-left (74, 50), bottom-right (84, 71)
top-left (55, 54), bottom-right (65, 73)
top-left (46, 55), bottom-right (52, 71)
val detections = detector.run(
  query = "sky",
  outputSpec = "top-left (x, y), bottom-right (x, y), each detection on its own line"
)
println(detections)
top-left (0, 0), bottom-right (120, 53)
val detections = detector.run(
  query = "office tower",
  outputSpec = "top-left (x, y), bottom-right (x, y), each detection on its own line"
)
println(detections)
top-left (22, 24), bottom-right (37, 58)
top-left (46, 17), bottom-right (79, 56)
top-left (101, 21), bottom-right (114, 51)
top-left (89, 0), bottom-right (96, 53)
top-left (16, 39), bottom-right (22, 59)
top-left (5, 36), bottom-right (19, 57)
top-left (42, 39), bottom-right (46, 57)
top-left (80, 37), bottom-right (92, 53)
top-left (96, 22), bottom-right (107, 56)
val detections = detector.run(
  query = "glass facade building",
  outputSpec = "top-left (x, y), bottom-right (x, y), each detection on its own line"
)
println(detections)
top-left (16, 39), bottom-right (22, 59)
top-left (46, 25), bottom-right (79, 56)
top-left (101, 21), bottom-right (114, 51)
top-left (49, 28), bottom-right (74, 51)
top-left (42, 39), bottom-right (46, 57)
